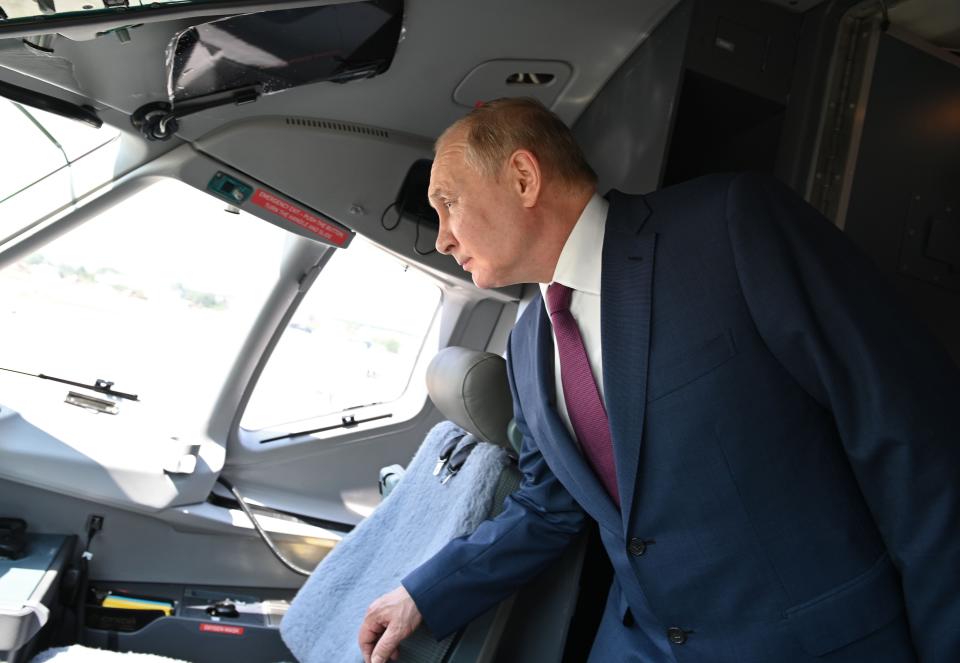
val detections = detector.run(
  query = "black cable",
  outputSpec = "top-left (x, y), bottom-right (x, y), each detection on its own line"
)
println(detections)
top-left (414, 214), bottom-right (437, 256)
top-left (381, 200), bottom-right (437, 255)
top-left (75, 518), bottom-right (102, 642)
top-left (380, 201), bottom-right (402, 231)
top-left (216, 478), bottom-right (312, 577)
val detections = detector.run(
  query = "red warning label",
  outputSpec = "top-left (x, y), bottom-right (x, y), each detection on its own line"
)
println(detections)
top-left (200, 623), bottom-right (245, 636)
top-left (251, 189), bottom-right (350, 246)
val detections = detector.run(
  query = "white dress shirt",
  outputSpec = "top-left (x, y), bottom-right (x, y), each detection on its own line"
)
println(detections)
top-left (539, 193), bottom-right (608, 443)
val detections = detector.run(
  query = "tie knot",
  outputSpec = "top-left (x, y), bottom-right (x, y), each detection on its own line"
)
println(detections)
top-left (546, 282), bottom-right (573, 316)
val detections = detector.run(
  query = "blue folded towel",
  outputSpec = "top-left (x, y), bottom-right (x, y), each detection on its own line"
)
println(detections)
top-left (280, 421), bottom-right (508, 663)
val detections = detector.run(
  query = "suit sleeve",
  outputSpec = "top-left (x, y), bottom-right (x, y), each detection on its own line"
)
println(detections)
top-left (401, 337), bottom-right (587, 639)
top-left (724, 172), bottom-right (960, 662)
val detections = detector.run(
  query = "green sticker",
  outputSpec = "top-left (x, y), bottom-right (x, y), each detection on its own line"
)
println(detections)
top-left (207, 172), bottom-right (253, 204)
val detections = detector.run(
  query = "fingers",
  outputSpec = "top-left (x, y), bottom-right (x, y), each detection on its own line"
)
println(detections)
top-left (371, 624), bottom-right (401, 663)
top-left (358, 613), bottom-right (385, 663)
top-left (359, 587), bottom-right (422, 662)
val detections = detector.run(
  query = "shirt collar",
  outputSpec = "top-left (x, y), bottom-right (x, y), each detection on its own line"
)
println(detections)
top-left (539, 193), bottom-right (608, 298)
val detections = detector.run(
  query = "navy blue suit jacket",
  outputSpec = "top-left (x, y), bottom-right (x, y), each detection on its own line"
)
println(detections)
top-left (403, 172), bottom-right (960, 662)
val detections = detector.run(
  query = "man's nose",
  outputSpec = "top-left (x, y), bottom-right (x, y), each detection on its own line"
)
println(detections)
top-left (435, 218), bottom-right (456, 255)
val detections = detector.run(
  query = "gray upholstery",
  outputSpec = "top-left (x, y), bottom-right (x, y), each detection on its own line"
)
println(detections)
top-left (426, 348), bottom-right (514, 451)
top-left (505, 420), bottom-right (523, 455)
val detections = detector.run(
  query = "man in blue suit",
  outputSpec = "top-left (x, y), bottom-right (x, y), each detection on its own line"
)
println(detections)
top-left (359, 98), bottom-right (960, 662)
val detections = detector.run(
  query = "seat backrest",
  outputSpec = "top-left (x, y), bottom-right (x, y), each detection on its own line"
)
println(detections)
top-left (425, 347), bottom-right (517, 452)
top-left (379, 346), bottom-right (519, 499)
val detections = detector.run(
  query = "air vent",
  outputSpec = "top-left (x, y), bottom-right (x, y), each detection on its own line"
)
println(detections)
top-left (453, 60), bottom-right (572, 109)
top-left (284, 117), bottom-right (390, 139)
top-left (506, 72), bottom-right (556, 86)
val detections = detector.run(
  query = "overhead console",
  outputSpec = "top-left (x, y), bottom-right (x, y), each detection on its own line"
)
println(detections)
top-left (193, 116), bottom-right (521, 299)
top-left (133, 0), bottom-right (405, 142)
top-left (0, 1), bottom-right (405, 144)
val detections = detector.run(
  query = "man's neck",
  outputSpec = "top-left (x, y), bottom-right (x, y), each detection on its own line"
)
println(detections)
top-left (534, 186), bottom-right (596, 283)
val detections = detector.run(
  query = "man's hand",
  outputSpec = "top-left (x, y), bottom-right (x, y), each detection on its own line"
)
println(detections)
top-left (358, 585), bottom-right (422, 663)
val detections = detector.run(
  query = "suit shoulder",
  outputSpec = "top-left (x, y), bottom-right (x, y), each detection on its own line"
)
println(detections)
top-left (508, 292), bottom-right (541, 350)
top-left (652, 172), bottom-right (808, 232)
top-left (634, 173), bottom-right (739, 236)
top-left (653, 171), bottom-right (796, 203)
top-left (725, 171), bottom-right (806, 210)
top-left (653, 172), bottom-right (739, 199)
top-left (642, 172), bottom-right (738, 218)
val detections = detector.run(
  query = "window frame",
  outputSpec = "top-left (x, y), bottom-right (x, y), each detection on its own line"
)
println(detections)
top-left (236, 235), bottom-right (445, 441)
top-left (0, 98), bottom-right (122, 248)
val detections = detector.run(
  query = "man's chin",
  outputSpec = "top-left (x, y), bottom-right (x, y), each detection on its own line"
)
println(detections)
top-left (471, 271), bottom-right (519, 290)
top-left (470, 269), bottom-right (498, 290)
top-left (471, 274), bottom-right (494, 289)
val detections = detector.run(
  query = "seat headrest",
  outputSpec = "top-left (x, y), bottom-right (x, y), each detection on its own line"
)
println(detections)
top-left (427, 347), bottom-right (514, 450)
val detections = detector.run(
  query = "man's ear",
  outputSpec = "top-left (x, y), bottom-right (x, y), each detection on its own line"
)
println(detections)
top-left (508, 149), bottom-right (542, 207)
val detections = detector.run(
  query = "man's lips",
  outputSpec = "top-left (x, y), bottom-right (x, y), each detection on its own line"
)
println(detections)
top-left (459, 257), bottom-right (472, 270)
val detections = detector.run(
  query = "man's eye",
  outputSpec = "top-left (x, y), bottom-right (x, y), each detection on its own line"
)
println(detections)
top-left (444, 201), bottom-right (454, 210)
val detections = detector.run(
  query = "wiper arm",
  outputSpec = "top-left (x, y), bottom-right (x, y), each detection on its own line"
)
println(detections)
top-left (0, 79), bottom-right (102, 129)
top-left (261, 412), bottom-right (392, 444)
top-left (0, 367), bottom-right (139, 401)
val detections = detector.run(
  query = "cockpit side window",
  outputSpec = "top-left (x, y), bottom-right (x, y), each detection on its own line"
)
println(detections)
top-left (241, 236), bottom-right (441, 432)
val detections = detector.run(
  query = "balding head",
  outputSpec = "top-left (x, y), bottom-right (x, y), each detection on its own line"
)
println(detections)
top-left (436, 97), bottom-right (597, 190)
top-left (429, 98), bottom-right (596, 288)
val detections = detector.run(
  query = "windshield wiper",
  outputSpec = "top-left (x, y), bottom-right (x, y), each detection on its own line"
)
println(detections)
top-left (261, 412), bottom-right (392, 444)
top-left (0, 79), bottom-right (102, 129)
top-left (0, 367), bottom-right (139, 401)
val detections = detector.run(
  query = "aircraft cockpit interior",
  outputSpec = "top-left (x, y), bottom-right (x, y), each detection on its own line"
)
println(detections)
top-left (0, 0), bottom-right (958, 661)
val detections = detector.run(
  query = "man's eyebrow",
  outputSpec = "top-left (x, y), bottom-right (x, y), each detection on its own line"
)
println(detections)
top-left (428, 187), bottom-right (449, 201)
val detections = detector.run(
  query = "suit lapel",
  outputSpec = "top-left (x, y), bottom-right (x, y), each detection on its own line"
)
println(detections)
top-left (518, 299), bottom-right (621, 532)
top-left (601, 190), bottom-right (655, 536)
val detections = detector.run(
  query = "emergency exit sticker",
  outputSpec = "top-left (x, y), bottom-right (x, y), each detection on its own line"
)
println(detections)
top-left (251, 189), bottom-right (350, 246)
top-left (200, 623), bottom-right (245, 636)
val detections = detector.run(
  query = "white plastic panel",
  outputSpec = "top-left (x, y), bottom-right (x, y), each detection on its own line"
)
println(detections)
top-left (0, 376), bottom-right (224, 513)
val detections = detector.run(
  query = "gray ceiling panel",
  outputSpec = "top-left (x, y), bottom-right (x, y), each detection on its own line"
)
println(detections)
top-left (1, 0), bottom-right (681, 141)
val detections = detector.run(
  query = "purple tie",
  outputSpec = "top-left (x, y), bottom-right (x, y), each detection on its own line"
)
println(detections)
top-left (546, 283), bottom-right (620, 506)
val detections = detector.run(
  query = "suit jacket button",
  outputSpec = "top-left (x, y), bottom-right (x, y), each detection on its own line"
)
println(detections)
top-left (628, 538), bottom-right (647, 556)
top-left (667, 627), bottom-right (688, 645)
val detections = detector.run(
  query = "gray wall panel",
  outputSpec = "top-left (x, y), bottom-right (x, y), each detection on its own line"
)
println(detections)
top-left (0, 478), bottom-right (313, 588)
top-left (843, 32), bottom-right (960, 365)
top-left (572, 0), bottom-right (694, 195)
